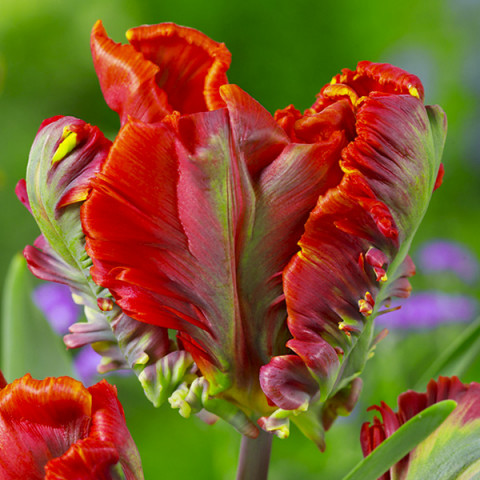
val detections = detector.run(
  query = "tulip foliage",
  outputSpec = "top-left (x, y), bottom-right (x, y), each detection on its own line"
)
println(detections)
top-left (17, 20), bottom-right (446, 448)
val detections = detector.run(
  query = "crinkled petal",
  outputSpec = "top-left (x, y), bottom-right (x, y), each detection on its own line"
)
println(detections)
top-left (45, 437), bottom-right (120, 480)
top-left (91, 21), bottom-right (231, 126)
top-left (127, 22), bottom-right (231, 113)
top-left (261, 67), bottom-right (447, 426)
top-left (91, 20), bottom-right (171, 126)
top-left (87, 381), bottom-right (144, 480)
top-left (0, 375), bottom-right (91, 480)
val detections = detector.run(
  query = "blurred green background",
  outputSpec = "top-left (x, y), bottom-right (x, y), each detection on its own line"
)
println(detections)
top-left (1, 0), bottom-right (479, 478)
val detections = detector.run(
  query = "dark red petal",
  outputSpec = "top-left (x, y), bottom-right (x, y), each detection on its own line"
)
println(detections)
top-left (259, 355), bottom-right (319, 410)
top-left (262, 75), bottom-right (446, 417)
top-left (127, 23), bottom-right (231, 114)
top-left (91, 20), bottom-right (170, 125)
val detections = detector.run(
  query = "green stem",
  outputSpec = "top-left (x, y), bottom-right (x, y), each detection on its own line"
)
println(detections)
top-left (236, 430), bottom-right (273, 480)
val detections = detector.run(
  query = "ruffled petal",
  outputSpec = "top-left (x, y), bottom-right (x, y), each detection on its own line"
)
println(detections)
top-left (91, 21), bottom-right (231, 125)
top-left (91, 20), bottom-right (170, 126)
top-left (127, 23), bottom-right (231, 113)
top-left (261, 64), bottom-right (447, 432)
top-left (45, 437), bottom-right (120, 480)
top-left (0, 375), bottom-right (91, 480)
top-left (0, 375), bottom-right (143, 480)
top-left (83, 111), bottom-right (247, 390)
top-left (87, 381), bottom-right (144, 480)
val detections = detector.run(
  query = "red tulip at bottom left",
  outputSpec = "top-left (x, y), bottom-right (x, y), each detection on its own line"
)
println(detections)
top-left (0, 372), bottom-right (144, 480)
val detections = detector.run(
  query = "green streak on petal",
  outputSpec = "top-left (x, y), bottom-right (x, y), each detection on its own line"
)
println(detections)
top-left (51, 128), bottom-right (78, 163)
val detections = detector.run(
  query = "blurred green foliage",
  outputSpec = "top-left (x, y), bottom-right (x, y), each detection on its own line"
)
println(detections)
top-left (1, 0), bottom-right (479, 478)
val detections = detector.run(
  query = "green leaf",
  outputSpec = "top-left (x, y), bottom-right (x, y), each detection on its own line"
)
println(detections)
top-left (415, 316), bottom-right (480, 390)
top-left (1, 253), bottom-right (74, 381)
top-left (342, 399), bottom-right (457, 480)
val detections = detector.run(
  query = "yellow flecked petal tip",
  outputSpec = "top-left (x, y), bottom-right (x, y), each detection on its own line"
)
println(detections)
top-left (97, 297), bottom-right (114, 311)
top-left (330, 76), bottom-right (337, 85)
top-left (52, 128), bottom-right (78, 164)
top-left (274, 425), bottom-right (290, 439)
top-left (135, 352), bottom-right (150, 366)
top-left (168, 389), bottom-right (192, 418)
top-left (71, 292), bottom-right (83, 305)
top-left (125, 29), bottom-right (134, 42)
top-left (323, 84), bottom-right (359, 105)
top-left (408, 86), bottom-right (420, 99)
top-left (294, 400), bottom-right (309, 414)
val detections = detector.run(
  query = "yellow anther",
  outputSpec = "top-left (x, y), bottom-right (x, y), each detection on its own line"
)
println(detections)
top-left (51, 127), bottom-right (78, 164)
top-left (408, 86), bottom-right (420, 99)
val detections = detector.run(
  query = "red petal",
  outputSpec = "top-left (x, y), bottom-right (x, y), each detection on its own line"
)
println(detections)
top-left (0, 375), bottom-right (91, 479)
top-left (220, 84), bottom-right (289, 177)
top-left (91, 20), bottom-right (170, 125)
top-left (44, 437), bottom-right (119, 480)
top-left (87, 381), bottom-right (143, 479)
top-left (15, 179), bottom-right (32, 213)
top-left (434, 163), bottom-right (445, 190)
top-left (312, 61), bottom-right (425, 112)
top-left (127, 23), bottom-right (231, 114)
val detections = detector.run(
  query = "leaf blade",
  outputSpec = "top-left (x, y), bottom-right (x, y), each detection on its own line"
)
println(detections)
top-left (342, 399), bottom-right (457, 480)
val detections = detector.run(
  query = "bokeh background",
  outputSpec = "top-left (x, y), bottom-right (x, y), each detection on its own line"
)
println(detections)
top-left (1, 0), bottom-right (479, 478)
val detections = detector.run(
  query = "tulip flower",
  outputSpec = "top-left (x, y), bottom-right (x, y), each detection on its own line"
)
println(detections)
top-left (361, 376), bottom-right (480, 480)
top-left (0, 372), bottom-right (143, 479)
top-left (18, 20), bottom-right (446, 453)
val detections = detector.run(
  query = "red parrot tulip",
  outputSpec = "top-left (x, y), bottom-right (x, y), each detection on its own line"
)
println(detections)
top-left (0, 372), bottom-right (143, 479)
top-left (19, 21), bottom-right (446, 447)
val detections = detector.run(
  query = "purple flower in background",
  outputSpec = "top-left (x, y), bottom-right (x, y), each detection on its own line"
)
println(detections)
top-left (74, 344), bottom-right (103, 386)
top-left (377, 291), bottom-right (478, 329)
top-left (33, 282), bottom-right (102, 385)
top-left (32, 283), bottom-right (82, 335)
top-left (416, 240), bottom-right (479, 283)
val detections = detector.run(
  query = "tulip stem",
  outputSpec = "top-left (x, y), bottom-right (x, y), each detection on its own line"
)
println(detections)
top-left (236, 429), bottom-right (273, 480)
